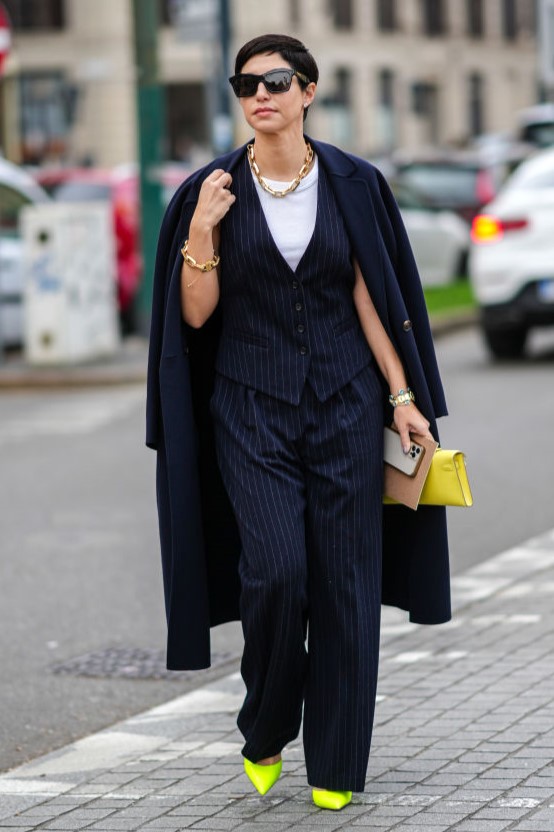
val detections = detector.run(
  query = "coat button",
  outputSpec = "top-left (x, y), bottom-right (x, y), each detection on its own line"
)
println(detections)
top-left (292, 280), bottom-right (299, 289)
top-left (299, 346), bottom-right (308, 355)
top-left (297, 324), bottom-right (305, 333)
top-left (295, 302), bottom-right (303, 311)
top-left (403, 320), bottom-right (412, 332)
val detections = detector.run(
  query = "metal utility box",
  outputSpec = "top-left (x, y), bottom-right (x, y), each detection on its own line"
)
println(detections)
top-left (21, 202), bottom-right (120, 365)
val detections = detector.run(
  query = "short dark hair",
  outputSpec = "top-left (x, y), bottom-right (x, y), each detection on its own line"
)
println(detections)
top-left (234, 34), bottom-right (319, 120)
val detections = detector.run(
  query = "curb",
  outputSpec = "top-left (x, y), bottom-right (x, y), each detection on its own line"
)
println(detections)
top-left (0, 313), bottom-right (478, 391)
top-left (0, 338), bottom-right (148, 390)
top-left (430, 308), bottom-right (478, 338)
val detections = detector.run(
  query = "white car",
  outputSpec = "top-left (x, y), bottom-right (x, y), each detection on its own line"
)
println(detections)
top-left (391, 181), bottom-right (469, 286)
top-left (0, 158), bottom-right (50, 347)
top-left (469, 146), bottom-right (554, 358)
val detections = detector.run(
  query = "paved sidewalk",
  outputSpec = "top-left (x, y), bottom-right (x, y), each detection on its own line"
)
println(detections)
top-left (1, 527), bottom-right (553, 832)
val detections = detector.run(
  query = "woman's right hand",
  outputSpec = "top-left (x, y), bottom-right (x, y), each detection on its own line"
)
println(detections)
top-left (180, 170), bottom-right (234, 329)
top-left (192, 169), bottom-right (236, 232)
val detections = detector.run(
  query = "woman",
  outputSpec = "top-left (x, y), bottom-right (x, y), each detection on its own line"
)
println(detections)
top-left (147, 34), bottom-right (451, 811)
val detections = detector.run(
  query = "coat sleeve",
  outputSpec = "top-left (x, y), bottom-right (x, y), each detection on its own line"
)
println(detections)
top-left (145, 177), bottom-right (201, 450)
top-left (374, 168), bottom-right (448, 419)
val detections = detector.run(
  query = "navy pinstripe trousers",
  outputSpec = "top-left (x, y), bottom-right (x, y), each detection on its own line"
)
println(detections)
top-left (210, 362), bottom-right (384, 791)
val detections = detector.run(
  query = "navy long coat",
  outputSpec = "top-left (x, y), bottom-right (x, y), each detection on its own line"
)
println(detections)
top-left (146, 137), bottom-right (451, 671)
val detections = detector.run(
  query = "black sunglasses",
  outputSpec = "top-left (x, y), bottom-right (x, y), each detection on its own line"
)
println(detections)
top-left (228, 68), bottom-right (310, 98)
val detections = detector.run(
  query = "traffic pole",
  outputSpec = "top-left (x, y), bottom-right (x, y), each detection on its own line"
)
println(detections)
top-left (0, 1), bottom-right (12, 362)
top-left (132, 0), bottom-right (165, 336)
top-left (212, 0), bottom-right (233, 154)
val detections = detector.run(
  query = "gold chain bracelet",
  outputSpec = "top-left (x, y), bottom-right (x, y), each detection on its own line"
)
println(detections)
top-left (181, 239), bottom-right (220, 287)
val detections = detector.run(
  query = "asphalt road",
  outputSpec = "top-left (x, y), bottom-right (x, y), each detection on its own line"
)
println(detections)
top-left (434, 325), bottom-right (554, 573)
top-left (1, 325), bottom-right (553, 773)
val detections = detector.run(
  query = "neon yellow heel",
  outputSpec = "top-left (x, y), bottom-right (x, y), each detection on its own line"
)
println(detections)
top-left (243, 757), bottom-right (282, 795)
top-left (312, 789), bottom-right (352, 810)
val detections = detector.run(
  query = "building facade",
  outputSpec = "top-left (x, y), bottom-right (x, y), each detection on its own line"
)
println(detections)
top-left (0, 0), bottom-right (540, 167)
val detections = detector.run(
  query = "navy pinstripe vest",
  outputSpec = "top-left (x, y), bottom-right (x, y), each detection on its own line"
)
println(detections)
top-left (215, 153), bottom-right (374, 405)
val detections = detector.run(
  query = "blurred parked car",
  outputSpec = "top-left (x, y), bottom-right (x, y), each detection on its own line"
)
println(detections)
top-left (516, 103), bottom-right (554, 149)
top-left (469, 146), bottom-right (554, 359)
top-left (35, 166), bottom-right (141, 331)
top-left (391, 180), bottom-right (469, 285)
top-left (0, 158), bottom-right (50, 348)
top-left (393, 151), bottom-right (504, 225)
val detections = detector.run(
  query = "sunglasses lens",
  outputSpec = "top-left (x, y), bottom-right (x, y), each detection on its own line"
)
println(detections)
top-left (264, 70), bottom-right (293, 93)
top-left (230, 75), bottom-right (257, 97)
top-left (229, 70), bottom-right (295, 97)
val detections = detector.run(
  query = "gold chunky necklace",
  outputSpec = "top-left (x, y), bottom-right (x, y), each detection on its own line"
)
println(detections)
top-left (247, 142), bottom-right (314, 198)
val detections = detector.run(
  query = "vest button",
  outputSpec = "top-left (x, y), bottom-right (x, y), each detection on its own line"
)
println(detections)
top-left (299, 346), bottom-right (308, 355)
top-left (292, 280), bottom-right (299, 289)
top-left (297, 324), bottom-right (305, 333)
top-left (295, 302), bottom-right (303, 312)
top-left (403, 319), bottom-right (412, 332)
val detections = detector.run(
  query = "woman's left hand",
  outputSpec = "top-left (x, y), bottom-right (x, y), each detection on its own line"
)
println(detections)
top-left (393, 404), bottom-right (433, 454)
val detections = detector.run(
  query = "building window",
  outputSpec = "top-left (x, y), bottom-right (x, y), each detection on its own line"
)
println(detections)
top-left (377, 68), bottom-right (396, 148)
top-left (334, 67), bottom-right (351, 106)
top-left (290, 0), bottom-right (301, 26)
top-left (2, 0), bottom-right (65, 30)
top-left (379, 69), bottom-right (394, 108)
top-left (518, 0), bottom-right (536, 34)
top-left (502, 0), bottom-right (517, 39)
top-left (330, 0), bottom-right (353, 29)
top-left (412, 81), bottom-right (440, 143)
top-left (466, 0), bottom-right (484, 36)
top-left (159, 0), bottom-right (172, 26)
top-left (166, 83), bottom-right (208, 160)
top-left (377, 0), bottom-right (396, 31)
top-left (422, 0), bottom-right (446, 36)
top-left (19, 72), bottom-right (73, 163)
top-left (468, 72), bottom-right (484, 136)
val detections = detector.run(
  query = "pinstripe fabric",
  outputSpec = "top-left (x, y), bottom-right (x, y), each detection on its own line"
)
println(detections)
top-left (210, 367), bottom-right (384, 791)
top-left (216, 155), bottom-right (374, 404)
top-left (209, 160), bottom-right (387, 791)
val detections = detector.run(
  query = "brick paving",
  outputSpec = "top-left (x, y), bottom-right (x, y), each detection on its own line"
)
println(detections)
top-left (1, 528), bottom-right (553, 831)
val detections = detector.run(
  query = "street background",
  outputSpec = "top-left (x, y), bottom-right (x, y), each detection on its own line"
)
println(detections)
top-left (1, 2), bottom-right (554, 829)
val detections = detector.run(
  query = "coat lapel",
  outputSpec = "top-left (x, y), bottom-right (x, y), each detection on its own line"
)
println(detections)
top-left (310, 138), bottom-right (389, 328)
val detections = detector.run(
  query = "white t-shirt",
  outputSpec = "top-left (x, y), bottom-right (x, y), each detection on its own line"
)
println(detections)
top-left (251, 156), bottom-right (319, 272)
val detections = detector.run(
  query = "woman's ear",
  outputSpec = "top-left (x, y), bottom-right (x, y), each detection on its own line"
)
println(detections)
top-left (304, 82), bottom-right (317, 107)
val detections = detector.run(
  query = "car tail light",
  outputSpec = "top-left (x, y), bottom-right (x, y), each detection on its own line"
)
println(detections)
top-left (471, 214), bottom-right (529, 243)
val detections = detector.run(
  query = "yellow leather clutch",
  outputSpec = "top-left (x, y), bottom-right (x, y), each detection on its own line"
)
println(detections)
top-left (384, 448), bottom-right (473, 508)
top-left (419, 449), bottom-right (473, 507)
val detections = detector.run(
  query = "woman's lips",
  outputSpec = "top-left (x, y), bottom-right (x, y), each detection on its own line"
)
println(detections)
top-left (254, 108), bottom-right (275, 115)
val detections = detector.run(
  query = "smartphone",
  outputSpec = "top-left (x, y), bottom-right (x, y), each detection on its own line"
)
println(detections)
top-left (384, 427), bottom-right (426, 477)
